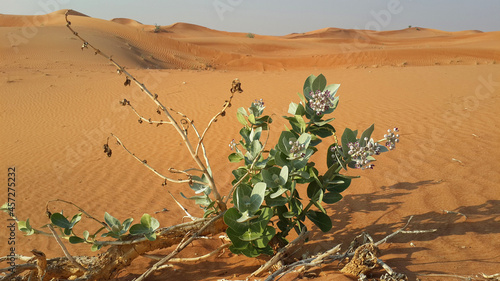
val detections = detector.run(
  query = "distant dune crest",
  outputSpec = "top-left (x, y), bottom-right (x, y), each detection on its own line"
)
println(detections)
top-left (0, 9), bottom-right (498, 70)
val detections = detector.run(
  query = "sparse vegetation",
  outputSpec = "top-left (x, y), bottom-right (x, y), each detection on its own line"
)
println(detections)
top-left (6, 10), bottom-right (466, 281)
top-left (153, 23), bottom-right (161, 33)
top-left (246, 32), bottom-right (255, 38)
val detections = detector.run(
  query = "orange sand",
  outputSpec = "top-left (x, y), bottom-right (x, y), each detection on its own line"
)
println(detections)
top-left (1, 10), bottom-right (499, 280)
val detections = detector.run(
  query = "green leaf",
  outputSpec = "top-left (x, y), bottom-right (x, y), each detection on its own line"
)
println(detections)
top-left (18, 219), bottom-right (35, 235)
top-left (122, 218), bottom-right (134, 232)
top-left (288, 102), bottom-right (298, 115)
top-left (323, 192), bottom-right (343, 204)
top-left (140, 214), bottom-right (153, 229)
top-left (104, 212), bottom-right (121, 229)
top-left (312, 74), bottom-right (327, 92)
top-left (83, 230), bottom-right (89, 240)
top-left (228, 152), bottom-right (244, 163)
top-left (306, 211), bottom-right (332, 232)
top-left (279, 166), bottom-right (289, 185)
top-left (227, 227), bottom-right (250, 249)
top-left (270, 187), bottom-right (288, 199)
top-left (240, 228), bottom-right (263, 241)
top-left (91, 243), bottom-right (103, 252)
top-left (236, 111), bottom-right (248, 126)
top-left (313, 117), bottom-right (335, 127)
top-left (145, 232), bottom-right (157, 241)
top-left (307, 181), bottom-right (322, 201)
top-left (248, 114), bottom-right (256, 125)
top-left (253, 226), bottom-right (276, 248)
top-left (297, 133), bottom-right (312, 148)
top-left (224, 207), bottom-right (248, 235)
top-left (235, 184), bottom-right (252, 212)
top-left (265, 196), bottom-right (288, 207)
top-left (341, 128), bottom-right (358, 158)
top-left (69, 236), bottom-right (85, 244)
top-left (129, 224), bottom-right (149, 235)
top-left (326, 176), bottom-right (352, 193)
top-left (50, 213), bottom-right (71, 229)
top-left (359, 124), bottom-right (375, 147)
top-left (249, 182), bottom-right (266, 213)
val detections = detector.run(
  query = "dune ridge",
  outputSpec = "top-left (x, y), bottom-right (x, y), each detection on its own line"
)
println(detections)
top-left (1, 10), bottom-right (499, 71)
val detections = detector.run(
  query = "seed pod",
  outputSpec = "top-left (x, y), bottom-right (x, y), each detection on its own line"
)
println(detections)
top-left (138, 119), bottom-right (143, 124)
top-left (124, 77), bottom-right (131, 86)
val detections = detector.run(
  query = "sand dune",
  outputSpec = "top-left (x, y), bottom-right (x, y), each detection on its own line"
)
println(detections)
top-left (1, 9), bottom-right (499, 281)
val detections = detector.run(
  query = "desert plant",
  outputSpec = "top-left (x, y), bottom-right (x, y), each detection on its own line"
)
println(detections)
top-left (153, 23), bottom-right (161, 33)
top-left (0, 10), bottom-right (416, 281)
top-left (246, 32), bottom-right (255, 38)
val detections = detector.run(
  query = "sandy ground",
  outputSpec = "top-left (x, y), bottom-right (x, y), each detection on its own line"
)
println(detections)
top-left (1, 10), bottom-right (500, 280)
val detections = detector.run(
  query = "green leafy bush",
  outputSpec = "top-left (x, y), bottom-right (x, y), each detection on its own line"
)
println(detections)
top-left (225, 74), bottom-right (399, 257)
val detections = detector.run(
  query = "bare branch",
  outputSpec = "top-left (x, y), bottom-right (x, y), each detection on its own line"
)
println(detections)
top-left (195, 93), bottom-right (235, 156)
top-left (168, 191), bottom-right (196, 221)
top-left (110, 133), bottom-right (204, 185)
top-left (133, 212), bottom-right (225, 281)
top-left (127, 103), bottom-right (173, 125)
top-left (46, 199), bottom-right (109, 231)
top-left (47, 225), bottom-right (87, 273)
top-left (65, 10), bottom-right (226, 210)
top-left (143, 242), bottom-right (230, 262)
top-left (250, 228), bottom-right (309, 278)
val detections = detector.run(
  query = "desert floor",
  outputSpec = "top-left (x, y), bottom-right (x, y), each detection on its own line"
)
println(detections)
top-left (1, 10), bottom-right (500, 281)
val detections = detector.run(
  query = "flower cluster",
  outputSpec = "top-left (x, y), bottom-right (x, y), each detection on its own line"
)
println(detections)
top-left (229, 139), bottom-right (237, 150)
top-left (347, 138), bottom-right (381, 169)
top-left (384, 128), bottom-right (400, 150)
top-left (252, 99), bottom-right (265, 110)
top-left (308, 90), bottom-right (335, 115)
top-left (289, 140), bottom-right (306, 158)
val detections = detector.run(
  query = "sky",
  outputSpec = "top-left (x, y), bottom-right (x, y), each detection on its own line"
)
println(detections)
top-left (2, 0), bottom-right (499, 35)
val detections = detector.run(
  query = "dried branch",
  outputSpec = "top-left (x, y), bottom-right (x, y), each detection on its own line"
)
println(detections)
top-left (133, 211), bottom-right (225, 281)
top-left (64, 10), bottom-right (226, 211)
top-left (143, 242), bottom-right (230, 262)
top-left (250, 228), bottom-right (309, 278)
top-left (127, 102), bottom-right (173, 125)
top-left (110, 133), bottom-right (204, 185)
top-left (265, 244), bottom-right (342, 281)
top-left (168, 191), bottom-right (196, 221)
top-left (195, 93), bottom-right (235, 156)
top-left (46, 199), bottom-right (109, 231)
top-left (47, 225), bottom-right (87, 273)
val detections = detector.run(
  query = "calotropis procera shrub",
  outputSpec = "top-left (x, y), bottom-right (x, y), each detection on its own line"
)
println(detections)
top-left (224, 74), bottom-right (400, 257)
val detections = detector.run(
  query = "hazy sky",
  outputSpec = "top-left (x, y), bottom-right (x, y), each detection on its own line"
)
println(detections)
top-left (2, 0), bottom-right (499, 35)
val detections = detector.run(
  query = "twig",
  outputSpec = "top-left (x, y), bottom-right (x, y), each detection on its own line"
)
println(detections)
top-left (481, 273), bottom-right (500, 279)
top-left (416, 273), bottom-right (478, 280)
top-left (47, 225), bottom-right (87, 272)
top-left (168, 191), bottom-right (196, 221)
top-left (374, 216), bottom-right (437, 247)
top-left (0, 255), bottom-right (32, 263)
top-left (442, 209), bottom-right (468, 220)
top-left (250, 228), bottom-right (309, 278)
top-left (195, 93), bottom-right (235, 156)
top-left (128, 103), bottom-right (173, 125)
top-left (0, 263), bottom-right (37, 280)
top-left (452, 158), bottom-right (465, 165)
top-left (264, 244), bottom-right (342, 281)
top-left (133, 212), bottom-right (225, 281)
top-left (46, 199), bottom-right (109, 231)
top-left (110, 133), bottom-right (205, 185)
top-left (143, 242), bottom-right (230, 262)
